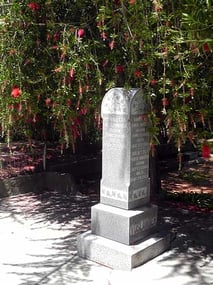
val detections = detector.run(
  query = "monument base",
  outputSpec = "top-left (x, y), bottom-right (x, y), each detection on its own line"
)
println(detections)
top-left (91, 203), bottom-right (158, 245)
top-left (77, 229), bottom-right (173, 271)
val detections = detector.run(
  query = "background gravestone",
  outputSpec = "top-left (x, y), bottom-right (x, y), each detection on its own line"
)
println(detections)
top-left (78, 88), bottom-right (172, 270)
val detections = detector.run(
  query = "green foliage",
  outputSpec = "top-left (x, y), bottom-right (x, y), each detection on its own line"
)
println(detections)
top-left (163, 190), bottom-right (213, 210)
top-left (0, 0), bottom-right (212, 152)
top-left (182, 170), bottom-right (208, 184)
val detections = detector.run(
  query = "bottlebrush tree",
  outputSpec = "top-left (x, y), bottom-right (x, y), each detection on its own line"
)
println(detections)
top-left (0, 0), bottom-right (212, 159)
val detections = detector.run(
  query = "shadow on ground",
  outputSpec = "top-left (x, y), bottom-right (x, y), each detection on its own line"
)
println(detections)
top-left (156, 202), bottom-right (213, 284)
top-left (0, 179), bottom-right (212, 285)
top-left (0, 190), bottom-right (99, 285)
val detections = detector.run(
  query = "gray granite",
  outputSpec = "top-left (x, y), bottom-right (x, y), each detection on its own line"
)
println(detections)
top-left (78, 88), bottom-right (172, 270)
top-left (78, 230), bottom-right (172, 271)
top-left (0, 172), bottom-right (76, 197)
top-left (91, 203), bottom-right (157, 245)
top-left (100, 88), bottom-right (149, 210)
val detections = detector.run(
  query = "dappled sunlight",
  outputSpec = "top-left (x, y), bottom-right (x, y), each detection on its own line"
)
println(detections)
top-left (161, 161), bottom-right (213, 195)
top-left (0, 191), bottom-right (99, 285)
top-left (154, 203), bottom-right (213, 284)
top-left (0, 184), bottom-right (212, 284)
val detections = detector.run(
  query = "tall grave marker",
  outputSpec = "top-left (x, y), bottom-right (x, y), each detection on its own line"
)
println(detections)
top-left (78, 88), bottom-right (172, 270)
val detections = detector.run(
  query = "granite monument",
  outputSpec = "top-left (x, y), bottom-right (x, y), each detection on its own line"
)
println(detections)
top-left (78, 88), bottom-right (172, 270)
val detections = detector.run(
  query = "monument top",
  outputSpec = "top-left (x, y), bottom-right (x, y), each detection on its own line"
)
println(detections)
top-left (101, 88), bottom-right (147, 116)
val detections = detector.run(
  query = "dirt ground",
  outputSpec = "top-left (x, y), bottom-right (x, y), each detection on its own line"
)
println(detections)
top-left (0, 141), bottom-right (213, 198)
top-left (161, 159), bottom-right (213, 195)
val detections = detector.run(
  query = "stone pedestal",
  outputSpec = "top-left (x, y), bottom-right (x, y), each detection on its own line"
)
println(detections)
top-left (77, 88), bottom-right (172, 270)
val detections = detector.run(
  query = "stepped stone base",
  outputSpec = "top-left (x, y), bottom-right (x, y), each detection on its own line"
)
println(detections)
top-left (91, 203), bottom-right (158, 245)
top-left (77, 229), bottom-right (172, 271)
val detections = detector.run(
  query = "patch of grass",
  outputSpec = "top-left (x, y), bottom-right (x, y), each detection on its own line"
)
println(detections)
top-left (181, 170), bottom-right (208, 184)
top-left (161, 190), bottom-right (213, 210)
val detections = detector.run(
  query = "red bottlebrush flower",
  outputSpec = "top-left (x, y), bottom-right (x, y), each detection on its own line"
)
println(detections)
top-left (202, 144), bottom-right (211, 159)
top-left (9, 49), bottom-right (16, 55)
top-left (115, 64), bottom-right (124, 73)
top-left (203, 43), bottom-right (210, 53)
top-left (129, 0), bottom-right (135, 4)
top-left (109, 40), bottom-right (115, 50)
top-left (24, 59), bottom-right (30, 66)
top-left (133, 70), bottom-right (142, 78)
top-left (27, 116), bottom-right (33, 124)
top-left (28, 2), bottom-right (40, 11)
top-left (46, 34), bottom-right (52, 41)
top-left (96, 21), bottom-right (101, 28)
top-left (162, 97), bottom-right (169, 106)
top-left (71, 126), bottom-right (79, 139)
top-left (77, 28), bottom-right (85, 38)
top-left (45, 98), bottom-right (51, 107)
top-left (173, 91), bottom-right (178, 98)
top-left (51, 45), bottom-right (58, 50)
top-left (79, 85), bottom-right (83, 95)
top-left (66, 99), bottom-right (71, 107)
top-left (65, 75), bottom-right (74, 85)
top-left (52, 101), bottom-right (57, 109)
top-left (33, 114), bottom-right (39, 123)
top-left (69, 68), bottom-right (75, 78)
top-left (80, 107), bottom-right (88, 115)
top-left (101, 60), bottom-right (109, 67)
top-left (150, 79), bottom-right (157, 86)
top-left (15, 103), bottom-right (22, 112)
top-left (101, 31), bottom-right (107, 40)
top-left (8, 104), bottom-right (14, 110)
top-left (75, 117), bottom-right (81, 126)
top-left (114, 0), bottom-right (120, 5)
top-left (53, 32), bottom-right (60, 42)
top-left (11, 86), bottom-right (21, 98)
top-left (161, 46), bottom-right (168, 54)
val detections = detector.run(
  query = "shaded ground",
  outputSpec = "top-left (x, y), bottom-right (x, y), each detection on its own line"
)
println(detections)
top-left (161, 159), bottom-right (213, 195)
top-left (0, 141), bottom-right (213, 211)
top-left (0, 141), bottom-right (99, 179)
top-left (0, 192), bottom-right (98, 285)
top-left (0, 189), bottom-right (212, 285)
top-left (0, 143), bottom-right (212, 284)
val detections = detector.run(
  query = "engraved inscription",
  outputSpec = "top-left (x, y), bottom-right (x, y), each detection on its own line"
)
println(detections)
top-left (130, 216), bottom-right (157, 236)
top-left (131, 155), bottom-right (149, 162)
top-left (130, 114), bottom-right (149, 184)
top-left (104, 116), bottom-right (128, 150)
top-left (101, 186), bottom-right (128, 202)
top-left (101, 88), bottom-right (150, 209)
top-left (129, 187), bottom-right (148, 202)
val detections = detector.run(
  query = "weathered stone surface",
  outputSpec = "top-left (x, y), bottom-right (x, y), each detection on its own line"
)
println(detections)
top-left (0, 172), bottom-right (76, 197)
top-left (78, 230), bottom-right (172, 271)
top-left (91, 203), bottom-right (157, 245)
top-left (101, 178), bottom-right (150, 210)
top-left (100, 88), bottom-right (149, 210)
top-left (78, 88), bottom-right (172, 270)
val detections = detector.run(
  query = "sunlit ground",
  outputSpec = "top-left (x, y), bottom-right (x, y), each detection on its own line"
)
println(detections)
top-left (0, 189), bottom-right (212, 285)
